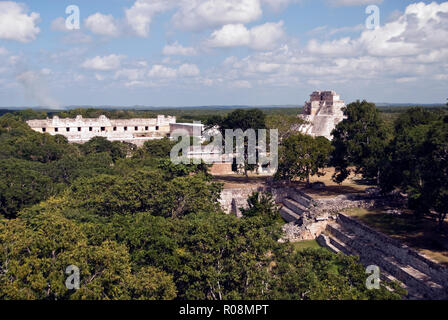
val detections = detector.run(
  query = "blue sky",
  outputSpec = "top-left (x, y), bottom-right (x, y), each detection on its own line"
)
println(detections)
top-left (0, 0), bottom-right (447, 108)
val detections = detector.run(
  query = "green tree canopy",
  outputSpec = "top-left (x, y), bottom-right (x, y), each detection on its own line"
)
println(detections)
top-left (331, 100), bottom-right (390, 184)
top-left (206, 109), bottom-right (267, 177)
top-left (0, 212), bottom-right (176, 300)
top-left (276, 133), bottom-right (332, 185)
top-left (79, 136), bottom-right (134, 162)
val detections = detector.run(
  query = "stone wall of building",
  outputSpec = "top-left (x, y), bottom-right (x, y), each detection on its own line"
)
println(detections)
top-left (298, 90), bottom-right (346, 140)
top-left (209, 163), bottom-right (234, 175)
top-left (170, 123), bottom-right (204, 138)
top-left (219, 185), bottom-right (290, 217)
top-left (27, 115), bottom-right (176, 147)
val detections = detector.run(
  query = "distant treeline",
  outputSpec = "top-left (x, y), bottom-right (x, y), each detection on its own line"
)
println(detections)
top-left (1, 105), bottom-right (447, 124)
top-left (377, 105), bottom-right (448, 113)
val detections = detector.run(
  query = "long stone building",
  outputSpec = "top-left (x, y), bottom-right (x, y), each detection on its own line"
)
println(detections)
top-left (26, 114), bottom-right (185, 147)
top-left (298, 90), bottom-right (347, 140)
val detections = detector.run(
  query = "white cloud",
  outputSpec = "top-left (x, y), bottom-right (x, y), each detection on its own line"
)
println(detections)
top-left (51, 17), bottom-right (67, 32)
top-left (248, 62), bottom-right (281, 73)
top-left (178, 63), bottom-right (200, 76)
top-left (308, 24), bottom-right (364, 37)
top-left (0, 1), bottom-right (40, 42)
top-left (125, 0), bottom-right (175, 37)
top-left (396, 77), bottom-right (417, 83)
top-left (85, 13), bottom-right (120, 37)
top-left (261, 0), bottom-right (299, 11)
top-left (205, 1), bottom-right (448, 92)
top-left (124, 0), bottom-right (264, 36)
top-left (434, 74), bottom-right (448, 81)
top-left (0, 47), bottom-right (8, 55)
top-left (95, 73), bottom-right (105, 81)
top-left (163, 42), bottom-right (197, 56)
top-left (82, 54), bottom-right (124, 71)
top-left (148, 65), bottom-right (178, 78)
top-left (40, 68), bottom-right (52, 76)
top-left (73, 74), bottom-right (85, 82)
top-left (208, 24), bottom-right (250, 47)
top-left (307, 37), bottom-right (360, 56)
top-left (327, 0), bottom-right (382, 6)
top-left (172, 0), bottom-right (262, 31)
top-left (208, 21), bottom-right (285, 50)
top-left (114, 68), bottom-right (146, 81)
top-left (230, 80), bottom-right (252, 88)
top-left (249, 21), bottom-right (286, 50)
top-left (148, 63), bottom-right (200, 78)
top-left (62, 32), bottom-right (93, 44)
top-left (307, 2), bottom-right (448, 58)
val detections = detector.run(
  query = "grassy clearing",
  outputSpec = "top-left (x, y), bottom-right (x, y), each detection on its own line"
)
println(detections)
top-left (343, 207), bottom-right (448, 266)
top-left (292, 240), bottom-right (324, 252)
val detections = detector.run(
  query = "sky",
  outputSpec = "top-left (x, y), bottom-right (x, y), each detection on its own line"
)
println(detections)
top-left (0, 0), bottom-right (447, 108)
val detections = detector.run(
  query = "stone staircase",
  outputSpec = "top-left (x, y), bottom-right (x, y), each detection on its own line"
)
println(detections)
top-left (279, 190), bottom-right (313, 223)
top-left (319, 214), bottom-right (448, 300)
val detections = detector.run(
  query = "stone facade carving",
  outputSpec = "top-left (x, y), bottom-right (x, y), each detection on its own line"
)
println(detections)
top-left (298, 90), bottom-right (347, 140)
top-left (27, 115), bottom-right (176, 146)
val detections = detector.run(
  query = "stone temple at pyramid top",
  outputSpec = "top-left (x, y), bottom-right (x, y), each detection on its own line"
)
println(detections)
top-left (297, 90), bottom-right (347, 141)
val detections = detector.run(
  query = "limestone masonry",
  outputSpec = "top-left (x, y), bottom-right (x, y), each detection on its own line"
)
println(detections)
top-left (298, 90), bottom-right (347, 140)
top-left (26, 115), bottom-right (204, 147)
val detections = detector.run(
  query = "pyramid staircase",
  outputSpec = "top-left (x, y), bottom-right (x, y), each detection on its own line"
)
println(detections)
top-left (319, 214), bottom-right (448, 300)
top-left (279, 190), bottom-right (313, 223)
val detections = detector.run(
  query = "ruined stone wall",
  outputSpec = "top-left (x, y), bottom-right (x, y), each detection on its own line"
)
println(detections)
top-left (312, 193), bottom-right (406, 216)
top-left (209, 163), bottom-right (234, 175)
top-left (336, 214), bottom-right (448, 288)
top-left (281, 191), bottom-right (406, 242)
top-left (219, 185), bottom-right (290, 217)
top-left (170, 123), bottom-right (203, 137)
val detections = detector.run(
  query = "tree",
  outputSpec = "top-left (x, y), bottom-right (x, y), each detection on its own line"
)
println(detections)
top-left (0, 159), bottom-right (56, 219)
top-left (80, 136), bottom-right (134, 161)
top-left (269, 248), bottom-right (405, 300)
top-left (331, 100), bottom-right (390, 184)
top-left (206, 109), bottom-right (266, 178)
top-left (240, 192), bottom-right (280, 221)
top-left (379, 108), bottom-right (440, 198)
top-left (276, 133), bottom-right (332, 186)
top-left (46, 152), bottom-right (114, 185)
top-left (266, 114), bottom-right (303, 141)
top-left (0, 115), bottom-right (78, 163)
top-left (157, 158), bottom-right (212, 180)
top-left (420, 120), bottom-right (448, 229)
top-left (139, 137), bottom-right (177, 158)
top-left (379, 108), bottom-right (448, 230)
top-left (124, 266), bottom-right (177, 300)
top-left (58, 169), bottom-right (222, 219)
top-left (0, 212), bottom-right (176, 300)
